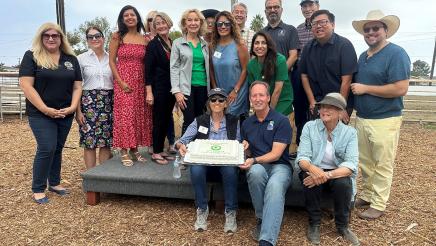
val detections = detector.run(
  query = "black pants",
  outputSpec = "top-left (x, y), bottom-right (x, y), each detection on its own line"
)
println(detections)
top-left (182, 86), bottom-right (208, 134)
top-left (152, 91), bottom-right (175, 153)
top-left (299, 171), bottom-right (352, 229)
top-left (291, 68), bottom-right (309, 146)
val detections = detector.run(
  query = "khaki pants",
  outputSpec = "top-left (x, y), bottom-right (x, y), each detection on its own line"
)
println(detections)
top-left (356, 116), bottom-right (402, 211)
top-left (288, 112), bottom-right (297, 154)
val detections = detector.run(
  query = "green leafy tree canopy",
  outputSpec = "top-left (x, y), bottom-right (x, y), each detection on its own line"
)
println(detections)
top-left (67, 17), bottom-right (113, 55)
top-left (250, 14), bottom-right (265, 33)
top-left (411, 60), bottom-right (431, 78)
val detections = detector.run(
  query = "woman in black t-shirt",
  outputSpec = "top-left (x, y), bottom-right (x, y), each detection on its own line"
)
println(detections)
top-left (19, 22), bottom-right (82, 204)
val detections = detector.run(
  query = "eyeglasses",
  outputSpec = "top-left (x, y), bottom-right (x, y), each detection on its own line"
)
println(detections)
top-left (216, 21), bottom-right (231, 28)
top-left (311, 19), bottom-right (330, 28)
top-left (210, 97), bottom-right (226, 103)
top-left (42, 33), bottom-right (61, 40)
top-left (86, 33), bottom-right (103, 40)
top-left (266, 5), bottom-right (281, 11)
top-left (363, 25), bottom-right (384, 33)
top-left (147, 18), bottom-right (153, 23)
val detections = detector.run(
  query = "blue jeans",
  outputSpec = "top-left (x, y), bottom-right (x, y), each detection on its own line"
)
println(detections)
top-left (190, 165), bottom-right (239, 211)
top-left (28, 116), bottom-right (73, 193)
top-left (247, 163), bottom-right (292, 245)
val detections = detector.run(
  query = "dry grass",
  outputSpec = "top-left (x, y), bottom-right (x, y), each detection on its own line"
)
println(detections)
top-left (0, 116), bottom-right (435, 245)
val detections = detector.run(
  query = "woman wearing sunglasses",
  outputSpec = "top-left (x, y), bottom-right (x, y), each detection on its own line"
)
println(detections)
top-left (175, 88), bottom-right (240, 233)
top-left (210, 11), bottom-right (249, 120)
top-left (247, 31), bottom-right (293, 117)
top-left (76, 26), bottom-right (113, 170)
top-left (19, 22), bottom-right (82, 204)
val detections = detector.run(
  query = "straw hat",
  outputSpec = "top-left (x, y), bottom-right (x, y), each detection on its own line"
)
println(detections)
top-left (352, 10), bottom-right (400, 38)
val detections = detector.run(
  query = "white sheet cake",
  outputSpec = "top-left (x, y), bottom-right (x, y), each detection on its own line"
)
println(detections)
top-left (184, 139), bottom-right (244, 165)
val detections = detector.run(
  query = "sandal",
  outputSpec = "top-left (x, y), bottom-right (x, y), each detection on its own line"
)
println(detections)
top-left (121, 154), bottom-right (134, 167)
top-left (161, 153), bottom-right (175, 161)
top-left (131, 151), bottom-right (147, 163)
top-left (151, 154), bottom-right (168, 165)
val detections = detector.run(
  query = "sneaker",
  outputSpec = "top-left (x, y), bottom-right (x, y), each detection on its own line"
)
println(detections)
top-left (194, 207), bottom-right (209, 232)
top-left (338, 228), bottom-right (360, 246)
top-left (251, 218), bottom-right (262, 241)
top-left (307, 225), bottom-right (320, 245)
top-left (224, 210), bottom-right (237, 233)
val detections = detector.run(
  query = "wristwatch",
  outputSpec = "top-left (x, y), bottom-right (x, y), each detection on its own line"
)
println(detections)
top-left (252, 157), bottom-right (258, 164)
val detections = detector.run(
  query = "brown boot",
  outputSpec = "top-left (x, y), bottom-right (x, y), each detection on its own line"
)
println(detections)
top-left (354, 198), bottom-right (370, 209)
top-left (358, 207), bottom-right (384, 220)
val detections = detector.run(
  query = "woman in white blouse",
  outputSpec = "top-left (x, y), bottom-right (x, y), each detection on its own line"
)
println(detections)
top-left (76, 26), bottom-right (114, 169)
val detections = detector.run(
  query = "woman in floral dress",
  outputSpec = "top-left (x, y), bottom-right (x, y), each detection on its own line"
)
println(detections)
top-left (109, 5), bottom-right (152, 166)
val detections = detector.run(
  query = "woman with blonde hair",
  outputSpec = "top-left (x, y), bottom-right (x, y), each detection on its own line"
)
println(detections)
top-left (145, 12), bottom-right (176, 164)
top-left (210, 11), bottom-right (249, 119)
top-left (144, 10), bottom-right (158, 39)
top-left (170, 9), bottom-right (210, 134)
top-left (19, 22), bottom-right (82, 204)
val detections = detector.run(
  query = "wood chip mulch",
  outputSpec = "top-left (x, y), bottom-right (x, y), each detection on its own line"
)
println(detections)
top-left (0, 117), bottom-right (435, 245)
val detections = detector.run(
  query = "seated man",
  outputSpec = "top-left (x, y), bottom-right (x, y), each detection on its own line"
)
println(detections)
top-left (296, 93), bottom-right (359, 245)
top-left (240, 81), bottom-right (292, 246)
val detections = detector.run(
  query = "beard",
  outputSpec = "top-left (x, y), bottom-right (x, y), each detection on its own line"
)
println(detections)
top-left (267, 13), bottom-right (280, 24)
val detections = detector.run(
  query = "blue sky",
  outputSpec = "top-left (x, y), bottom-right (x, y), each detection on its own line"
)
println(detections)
top-left (1, 0), bottom-right (435, 72)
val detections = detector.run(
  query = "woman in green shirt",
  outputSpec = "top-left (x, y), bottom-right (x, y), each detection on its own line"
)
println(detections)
top-left (247, 31), bottom-right (293, 116)
top-left (170, 9), bottom-right (210, 134)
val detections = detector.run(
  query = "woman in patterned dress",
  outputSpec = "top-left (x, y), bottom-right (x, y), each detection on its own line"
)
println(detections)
top-left (76, 26), bottom-right (113, 169)
top-left (109, 5), bottom-right (152, 166)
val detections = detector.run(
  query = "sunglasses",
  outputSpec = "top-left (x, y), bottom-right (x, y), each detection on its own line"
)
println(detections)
top-left (86, 33), bottom-right (103, 40)
top-left (216, 21), bottom-right (231, 28)
top-left (363, 25), bottom-right (384, 33)
top-left (210, 97), bottom-right (226, 103)
top-left (42, 33), bottom-right (61, 40)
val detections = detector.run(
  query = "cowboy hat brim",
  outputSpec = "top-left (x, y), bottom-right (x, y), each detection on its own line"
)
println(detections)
top-left (352, 15), bottom-right (400, 39)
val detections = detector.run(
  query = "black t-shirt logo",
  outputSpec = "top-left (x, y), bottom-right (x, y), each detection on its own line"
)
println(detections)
top-left (64, 61), bottom-right (74, 70)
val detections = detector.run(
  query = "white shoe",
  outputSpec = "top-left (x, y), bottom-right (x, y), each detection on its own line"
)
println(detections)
top-left (194, 207), bottom-right (209, 232)
top-left (224, 210), bottom-right (237, 233)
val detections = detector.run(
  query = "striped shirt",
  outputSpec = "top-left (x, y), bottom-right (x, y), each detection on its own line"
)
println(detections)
top-left (241, 27), bottom-right (255, 52)
top-left (177, 116), bottom-right (241, 146)
top-left (297, 20), bottom-right (314, 58)
top-left (77, 49), bottom-right (113, 90)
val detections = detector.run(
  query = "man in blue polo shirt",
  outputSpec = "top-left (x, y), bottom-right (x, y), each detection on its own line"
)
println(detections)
top-left (240, 81), bottom-right (292, 246)
top-left (300, 9), bottom-right (357, 123)
top-left (351, 10), bottom-right (410, 220)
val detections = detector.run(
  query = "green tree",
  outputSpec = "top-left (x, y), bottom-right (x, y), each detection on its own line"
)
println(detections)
top-left (0, 62), bottom-right (6, 72)
top-left (250, 14), bottom-right (265, 32)
top-left (67, 17), bottom-right (113, 55)
top-left (169, 29), bottom-right (182, 40)
top-left (411, 60), bottom-right (431, 78)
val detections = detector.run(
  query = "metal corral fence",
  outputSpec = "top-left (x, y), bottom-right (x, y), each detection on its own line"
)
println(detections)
top-left (1, 72), bottom-right (435, 123)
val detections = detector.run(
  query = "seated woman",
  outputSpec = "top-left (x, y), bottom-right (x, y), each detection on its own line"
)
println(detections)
top-left (175, 88), bottom-right (240, 233)
top-left (296, 93), bottom-right (359, 245)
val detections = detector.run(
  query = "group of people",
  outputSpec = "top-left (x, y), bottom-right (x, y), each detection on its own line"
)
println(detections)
top-left (18, 0), bottom-right (411, 245)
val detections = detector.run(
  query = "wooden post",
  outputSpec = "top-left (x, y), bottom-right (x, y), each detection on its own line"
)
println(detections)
top-left (86, 191), bottom-right (100, 205)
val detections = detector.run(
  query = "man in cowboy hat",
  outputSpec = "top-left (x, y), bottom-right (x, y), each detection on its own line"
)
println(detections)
top-left (351, 10), bottom-right (411, 220)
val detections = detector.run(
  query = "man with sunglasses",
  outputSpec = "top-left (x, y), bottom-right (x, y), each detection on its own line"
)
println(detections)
top-left (300, 9), bottom-right (357, 124)
top-left (240, 81), bottom-right (292, 246)
top-left (351, 10), bottom-right (410, 220)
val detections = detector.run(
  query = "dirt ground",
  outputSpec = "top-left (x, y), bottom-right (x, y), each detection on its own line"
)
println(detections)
top-left (0, 117), bottom-right (435, 246)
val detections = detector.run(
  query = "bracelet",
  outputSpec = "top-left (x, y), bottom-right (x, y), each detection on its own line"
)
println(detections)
top-left (252, 157), bottom-right (257, 164)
